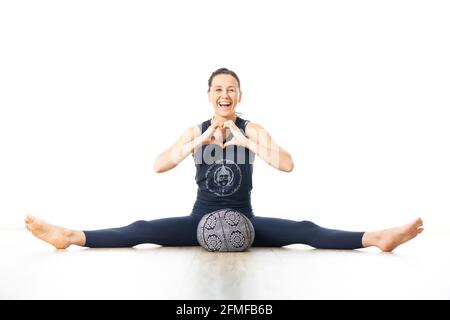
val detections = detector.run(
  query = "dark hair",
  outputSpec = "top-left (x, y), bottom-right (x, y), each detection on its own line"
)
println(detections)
top-left (207, 68), bottom-right (241, 92)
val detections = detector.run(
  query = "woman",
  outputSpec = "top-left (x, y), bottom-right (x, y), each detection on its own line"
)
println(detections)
top-left (25, 68), bottom-right (423, 251)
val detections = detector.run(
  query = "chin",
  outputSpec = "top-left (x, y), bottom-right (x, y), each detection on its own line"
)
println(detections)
top-left (216, 108), bottom-right (235, 117)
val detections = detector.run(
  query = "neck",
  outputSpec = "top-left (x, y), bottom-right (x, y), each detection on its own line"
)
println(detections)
top-left (213, 113), bottom-right (237, 124)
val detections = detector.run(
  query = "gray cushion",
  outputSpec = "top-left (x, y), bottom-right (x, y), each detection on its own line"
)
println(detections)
top-left (197, 208), bottom-right (255, 252)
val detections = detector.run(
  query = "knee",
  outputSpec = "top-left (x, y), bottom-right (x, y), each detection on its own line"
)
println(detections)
top-left (297, 220), bottom-right (319, 230)
top-left (128, 220), bottom-right (150, 230)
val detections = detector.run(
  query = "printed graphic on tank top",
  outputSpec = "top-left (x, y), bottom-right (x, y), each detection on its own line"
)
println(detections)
top-left (206, 158), bottom-right (242, 196)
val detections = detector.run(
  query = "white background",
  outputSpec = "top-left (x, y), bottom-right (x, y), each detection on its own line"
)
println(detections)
top-left (1, 0), bottom-right (449, 232)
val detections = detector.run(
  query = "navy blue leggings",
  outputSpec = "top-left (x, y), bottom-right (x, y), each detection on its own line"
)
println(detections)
top-left (84, 215), bottom-right (364, 249)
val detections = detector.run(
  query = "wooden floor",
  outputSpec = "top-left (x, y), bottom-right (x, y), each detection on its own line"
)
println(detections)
top-left (1, 228), bottom-right (449, 299)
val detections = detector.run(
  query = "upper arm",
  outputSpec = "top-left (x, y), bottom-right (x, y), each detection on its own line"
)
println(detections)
top-left (245, 122), bottom-right (279, 150)
top-left (245, 122), bottom-right (294, 172)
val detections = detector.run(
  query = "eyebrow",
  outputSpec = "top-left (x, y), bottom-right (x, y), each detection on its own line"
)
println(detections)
top-left (212, 85), bottom-right (237, 89)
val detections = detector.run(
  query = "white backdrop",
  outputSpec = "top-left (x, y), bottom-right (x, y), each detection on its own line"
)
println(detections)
top-left (1, 0), bottom-right (449, 232)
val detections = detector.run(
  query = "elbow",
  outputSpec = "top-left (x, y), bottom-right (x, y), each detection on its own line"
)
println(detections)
top-left (284, 161), bottom-right (294, 173)
top-left (153, 164), bottom-right (163, 174)
top-left (279, 152), bottom-right (294, 173)
top-left (153, 154), bottom-right (175, 174)
top-left (287, 161), bottom-right (294, 173)
top-left (281, 155), bottom-right (294, 173)
top-left (153, 159), bottom-right (165, 174)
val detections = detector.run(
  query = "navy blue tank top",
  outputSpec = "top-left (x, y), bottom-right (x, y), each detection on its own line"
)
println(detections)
top-left (191, 116), bottom-right (255, 217)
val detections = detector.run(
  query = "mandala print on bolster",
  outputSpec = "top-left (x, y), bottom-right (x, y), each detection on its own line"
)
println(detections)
top-left (197, 208), bottom-right (255, 252)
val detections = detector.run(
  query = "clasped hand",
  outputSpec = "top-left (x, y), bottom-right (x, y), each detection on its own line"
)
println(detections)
top-left (202, 119), bottom-right (249, 148)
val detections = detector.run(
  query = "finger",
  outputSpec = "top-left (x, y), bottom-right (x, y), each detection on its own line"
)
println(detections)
top-left (223, 122), bottom-right (239, 134)
top-left (223, 138), bottom-right (236, 148)
top-left (223, 120), bottom-right (235, 128)
top-left (210, 121), bottom-right (220, 129)
top-left (213, 129), bottom-right (225, 140)
top-left (230, 129), bottom-right (243, 139)
top-left (205, 123), bottom-right (221, 138)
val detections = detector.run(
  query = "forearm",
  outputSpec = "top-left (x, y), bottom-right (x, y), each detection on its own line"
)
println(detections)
top-left (246, 139), bottom-right (294, 172)
top-left (171, 135), bottom-right (204, 164)
top-left (154, 135), bottom-right (203, 173)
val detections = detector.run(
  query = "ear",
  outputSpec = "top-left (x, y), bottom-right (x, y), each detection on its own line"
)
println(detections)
top-left (238, 91), bottom-right (242, 103)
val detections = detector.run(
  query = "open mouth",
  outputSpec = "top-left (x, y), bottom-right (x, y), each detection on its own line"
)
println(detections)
top-left (218, 101), bottom-right (232, 109)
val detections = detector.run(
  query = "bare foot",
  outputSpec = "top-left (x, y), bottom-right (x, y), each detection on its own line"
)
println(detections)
top-left (24, 214), bottom-right (72, 249)
top-left (372, 218), bottom-right (424, 252)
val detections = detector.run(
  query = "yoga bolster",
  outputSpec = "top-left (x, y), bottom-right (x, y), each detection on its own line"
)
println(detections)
top-left (197, 208), bottom-right (255, 252)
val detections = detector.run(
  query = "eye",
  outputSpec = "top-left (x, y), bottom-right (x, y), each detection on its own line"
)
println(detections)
top-left (228, 89), bottom-right (235, 93)
top-left (215, 88), bottom-right (222, 92)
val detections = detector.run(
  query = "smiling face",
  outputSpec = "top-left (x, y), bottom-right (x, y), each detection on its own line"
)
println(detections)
top-left (208, 74), bottom-right (241, 118)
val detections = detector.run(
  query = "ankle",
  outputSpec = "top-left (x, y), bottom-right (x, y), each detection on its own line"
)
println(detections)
top-left (66, 229), bottom-right (86, 246)
top-left (362, 231), bottom-right (381, 248)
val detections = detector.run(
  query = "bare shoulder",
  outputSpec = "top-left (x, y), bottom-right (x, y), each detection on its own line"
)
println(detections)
top-left (245, 122), bottom-right (264, 130)
top-left (245, 122), bottom-right (266, 137)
